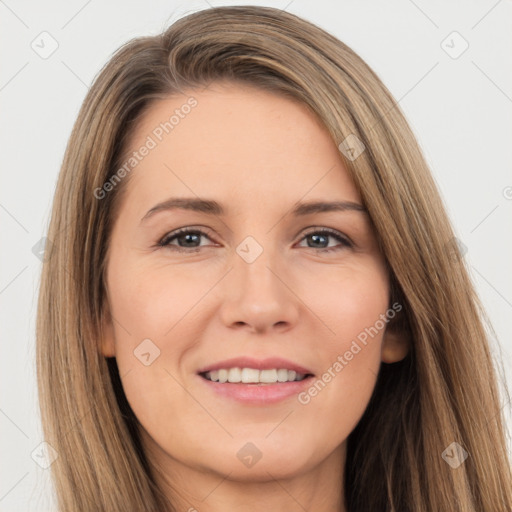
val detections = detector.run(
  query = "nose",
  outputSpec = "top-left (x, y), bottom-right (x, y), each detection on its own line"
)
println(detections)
top-left (218, 243), bottom-right (300, 334)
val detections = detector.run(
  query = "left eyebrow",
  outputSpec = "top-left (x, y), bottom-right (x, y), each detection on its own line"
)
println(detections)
top-left (140, 197), bottom-right (368, 223)
top-left (290, 200), bottom-right (367, 216)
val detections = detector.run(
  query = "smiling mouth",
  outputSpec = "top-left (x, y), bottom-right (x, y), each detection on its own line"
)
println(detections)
top-left (200, 367), bottom-right (314, 384)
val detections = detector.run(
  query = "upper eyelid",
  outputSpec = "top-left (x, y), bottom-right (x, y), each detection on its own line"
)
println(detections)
top-left (297, 227), bottom-right (353, 247)
top-left (160, 226), bottom-right (216, 243)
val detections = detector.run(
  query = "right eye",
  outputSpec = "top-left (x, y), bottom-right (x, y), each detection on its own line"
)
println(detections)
top-left (157, 227), bottom-right (217, 253)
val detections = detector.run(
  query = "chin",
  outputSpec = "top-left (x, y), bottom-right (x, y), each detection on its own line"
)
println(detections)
top-left (212, 457), bottom-right (310, 483)
top-left (196, 438), bottom-right (317, 481)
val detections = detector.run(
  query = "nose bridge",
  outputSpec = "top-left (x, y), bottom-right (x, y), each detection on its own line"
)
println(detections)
top-left (234, 236), bottom-right (280, 286)
top-left (219, 232), bottom-right (299, 331)
top-left (234, 233), bottom-right (285, 300)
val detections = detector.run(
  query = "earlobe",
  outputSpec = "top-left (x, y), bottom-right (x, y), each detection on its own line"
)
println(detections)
top-left (381, 328), bottom-right (410, 364)
top-left (99, 304), bottom-right (116, 358)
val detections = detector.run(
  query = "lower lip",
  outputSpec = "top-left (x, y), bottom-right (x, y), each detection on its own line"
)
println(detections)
top-left (198, 374), bottom-right (314, 405)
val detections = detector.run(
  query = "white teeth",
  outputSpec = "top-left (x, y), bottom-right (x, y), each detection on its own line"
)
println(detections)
top-left (260, 369), bottom-right (278, 383)
top-left (241, 368), bottom-right (260, 383)
top-left (228, 367), bottom-right (242, 383)
top-left (277, 369), bottom-right (288, 382)
top-left (203, 368), bottom-right (308, 384)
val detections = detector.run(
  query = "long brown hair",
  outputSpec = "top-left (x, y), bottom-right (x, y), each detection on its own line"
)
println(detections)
top-left (36, 6), bottom-right (512, 511)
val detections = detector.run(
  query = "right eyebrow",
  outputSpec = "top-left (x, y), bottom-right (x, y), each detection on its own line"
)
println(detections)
top-left (140, 198), bottom-right (224, 223)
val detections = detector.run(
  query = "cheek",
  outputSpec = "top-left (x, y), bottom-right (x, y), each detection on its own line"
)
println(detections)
top-left (105, 257), bottom-right (225, 401)
top-left (303, 256), bottom-right (389, 351)
top-left (105, 262), bottom-right (210, 447)
top-left (104, 260), bottom-right (197, 395)
top-left (107, 259), bottom-right (214, 341)
top-left (296, 260), bottom-right (388, 423)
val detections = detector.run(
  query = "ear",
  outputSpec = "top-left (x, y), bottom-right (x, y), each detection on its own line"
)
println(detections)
top-left (99, 301), bottom-right (116, 358)
top-left (381, 324), bottom-right (410, 364)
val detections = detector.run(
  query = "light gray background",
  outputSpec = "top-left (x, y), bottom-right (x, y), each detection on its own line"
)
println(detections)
top-left (1, 1), bottom-right (511, 510)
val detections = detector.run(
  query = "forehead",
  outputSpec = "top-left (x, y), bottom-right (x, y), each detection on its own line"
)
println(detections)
top-left (121, 82), bottom-right (361, 212)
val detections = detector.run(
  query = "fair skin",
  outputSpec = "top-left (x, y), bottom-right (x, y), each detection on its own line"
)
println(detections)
top-left (100, 81), bottom-right (409, 512)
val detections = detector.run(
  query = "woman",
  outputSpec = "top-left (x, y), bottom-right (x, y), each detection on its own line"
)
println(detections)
top-left (36, 5), bottom-right (512, 511)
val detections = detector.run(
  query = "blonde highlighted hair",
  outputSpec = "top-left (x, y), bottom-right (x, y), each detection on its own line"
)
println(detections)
top-left (36, 5), bottom-right (511, 511)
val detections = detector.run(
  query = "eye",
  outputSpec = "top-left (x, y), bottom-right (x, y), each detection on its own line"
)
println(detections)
top-left (157, 226), bottom-right (353, 254)
top-left (157, 227), bottom-right (216, 253)
top-left (296, 228), bottom-right (353, 253)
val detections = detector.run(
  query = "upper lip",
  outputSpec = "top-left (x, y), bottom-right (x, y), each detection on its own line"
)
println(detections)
top-left (197, 357), bottom-right (314, 375)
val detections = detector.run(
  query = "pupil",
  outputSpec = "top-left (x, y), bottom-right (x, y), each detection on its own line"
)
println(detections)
top-left (180, 233), bottom-right (199, 247)
top-left (310, 234), bottom-right (326, 248)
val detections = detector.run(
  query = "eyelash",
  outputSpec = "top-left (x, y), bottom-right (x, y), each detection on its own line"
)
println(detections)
top-left (156, 227), bottom-right (353, 254)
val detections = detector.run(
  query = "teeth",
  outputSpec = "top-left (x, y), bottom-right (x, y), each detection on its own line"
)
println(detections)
top-left (277, 369), bottom-right (288, 382)
top-left (228, 367), bottom-right (242, 383)
top-left (260, 369), bottom-right (278, 383)
top-left (203, 368), bottom-right (308, 384)
top-left (241, 368), bottom-right (260, 383)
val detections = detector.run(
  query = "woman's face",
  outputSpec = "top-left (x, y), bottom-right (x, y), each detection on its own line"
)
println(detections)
top-left (101, 82), bottom-right (407, 485)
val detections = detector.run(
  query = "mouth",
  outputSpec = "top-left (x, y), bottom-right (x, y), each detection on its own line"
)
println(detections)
top-left (196, 357), bottom-right (315, 403)
top-left (199, 367), bottom-right (314, 385)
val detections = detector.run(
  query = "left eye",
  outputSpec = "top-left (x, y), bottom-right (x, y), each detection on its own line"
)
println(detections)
top-left (157, 227), bottom-right (352, 253)
top-left (297, 229), bottom-right (352, 252)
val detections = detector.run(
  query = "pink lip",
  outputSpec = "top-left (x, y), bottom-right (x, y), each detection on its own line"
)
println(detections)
top-left (196, 356), bottom-right (314, 375)
top-left (198, 375), bottom-right (315, 405)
